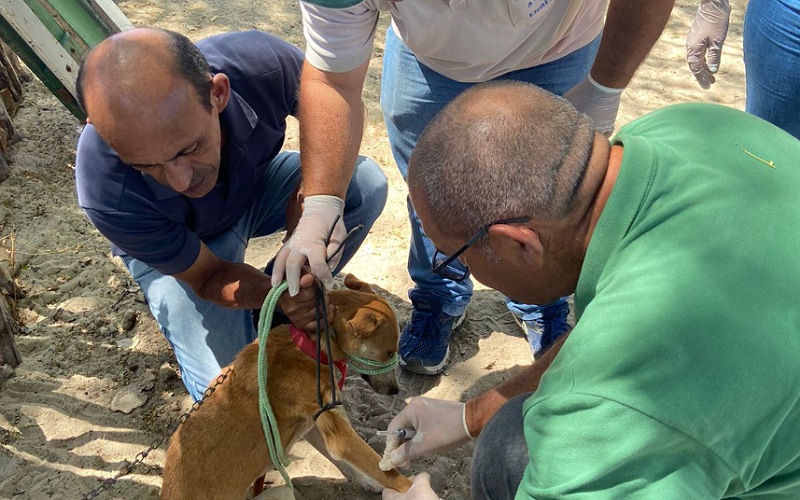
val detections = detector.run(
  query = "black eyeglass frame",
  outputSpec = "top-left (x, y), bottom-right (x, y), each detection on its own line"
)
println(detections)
top-left (432, 216), bottom-right (532, 282)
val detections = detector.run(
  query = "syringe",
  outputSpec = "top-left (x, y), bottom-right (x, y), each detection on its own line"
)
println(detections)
top-left (376, 428), bottom-right (417, 439)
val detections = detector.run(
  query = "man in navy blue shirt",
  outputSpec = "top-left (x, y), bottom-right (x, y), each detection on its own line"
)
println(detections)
top-left (74, 28), bottom-right (387, 400)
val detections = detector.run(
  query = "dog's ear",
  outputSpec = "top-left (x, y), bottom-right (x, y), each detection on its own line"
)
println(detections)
top-left (343, 274), bottom-right (375, 294)
top-left (346, 308), bottom-right (383, 338)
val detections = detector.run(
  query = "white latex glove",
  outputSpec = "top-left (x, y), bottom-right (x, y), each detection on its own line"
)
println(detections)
top-left (686, 0), bottom-right (731, 90)
top-left (382, 473), bottom-right (440, 500)
top-left (563, 74), bottom-right (624, 137)
top-left (271, 195), bottom-right (345, 296)
top-left (381, 397), bottom-right (472, 470)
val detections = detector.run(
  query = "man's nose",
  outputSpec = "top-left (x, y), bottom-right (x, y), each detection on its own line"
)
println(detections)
top-left (162, 160), bottom-right (192, 193)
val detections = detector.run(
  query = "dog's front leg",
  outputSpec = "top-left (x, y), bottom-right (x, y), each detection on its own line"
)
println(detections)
top-left (304, 425), bottom-right (384, 493)
top-left (314, 408), bottom-right (412, 493)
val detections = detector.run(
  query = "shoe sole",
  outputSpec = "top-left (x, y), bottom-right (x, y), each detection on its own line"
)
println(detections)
top-left (399, 312), bottom-right (466, 376)
top-left (400, 346), bottom-right (449, 375)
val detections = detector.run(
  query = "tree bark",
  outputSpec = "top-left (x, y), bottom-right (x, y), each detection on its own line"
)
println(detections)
top-left (0, 263), bottom-right (20, 367)
top-left (0, 39), bottom-right (23, 184)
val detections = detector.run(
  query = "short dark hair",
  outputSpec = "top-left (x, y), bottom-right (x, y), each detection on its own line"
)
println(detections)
top-left (408, 81), bottom-right (595, 250)
top-left (76, 28), bottom-right (212, 114)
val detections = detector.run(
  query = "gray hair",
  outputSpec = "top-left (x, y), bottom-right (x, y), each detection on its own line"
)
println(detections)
top-left (408, 80), bottom-right (595, 255)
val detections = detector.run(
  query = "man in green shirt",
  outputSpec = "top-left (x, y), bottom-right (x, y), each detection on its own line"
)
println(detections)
top-left (381, 81), bottom-right (800, 499)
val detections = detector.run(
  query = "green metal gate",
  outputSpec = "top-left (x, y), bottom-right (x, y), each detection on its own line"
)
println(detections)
top-left (0, 0), bottom-right (132, 120)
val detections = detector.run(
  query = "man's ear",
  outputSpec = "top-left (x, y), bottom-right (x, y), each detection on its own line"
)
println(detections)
top-left (488, 223), bottom-right (544, 266)
top-left (209, 73), bottom-right (231, 113)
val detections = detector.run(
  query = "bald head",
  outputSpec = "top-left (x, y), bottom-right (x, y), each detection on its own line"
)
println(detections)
top-left (409, 81), bottom-right (598, 241)
top-left (77, 28), bottom-right (212, 126)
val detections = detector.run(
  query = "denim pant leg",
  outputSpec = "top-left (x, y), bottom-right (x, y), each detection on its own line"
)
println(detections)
top-left (381, 27), bottom-right (599, 318)
top-left (123, 152), bottom-right (386, 401)
top-left (743, 0), bottom-right (800, 140)
top-left (333, 156), bottom-right (388, 272)
top-left (381, 30), bottom-right (474, 317)
top-left (472, 393), bottom-right (531, 500)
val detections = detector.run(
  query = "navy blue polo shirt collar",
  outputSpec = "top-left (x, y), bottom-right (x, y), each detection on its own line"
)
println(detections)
top-left (141, 88), bottom-right (258, 200)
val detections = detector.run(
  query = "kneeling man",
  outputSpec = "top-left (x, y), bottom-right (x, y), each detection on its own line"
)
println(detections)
top-left (75, 28), bottom-right (387, 400)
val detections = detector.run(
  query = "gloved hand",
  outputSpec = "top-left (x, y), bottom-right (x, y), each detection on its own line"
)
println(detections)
top-left (686, 0), bottom-right (731, 89)
top-left (382, 473), bottom-right (440, 500)
top-left (563, 74), bottom-right (623, 137)
top-left (382, 397), bottom-right (472, 470)
top-left (271, 195), bottom-right (345, 296)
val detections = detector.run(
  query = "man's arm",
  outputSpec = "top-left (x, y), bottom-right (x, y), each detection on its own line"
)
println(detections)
top-left (297, 59), bottom-right (370, 198)
top-left (382, 332), bottom-right (571, 469)
top-left (269, 60), bottom-right (371, 293)
top-left (590, 0), bottom-right (676, 88)
top-left (175, 243), bottom-right (324, 330)
top-left (464, 331), bottom-right (570, 437)
top-left (564, 0), bottom-right (675, 134)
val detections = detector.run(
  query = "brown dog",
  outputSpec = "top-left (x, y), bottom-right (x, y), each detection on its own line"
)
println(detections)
top-left (161, 275), bottom-right (412, 499)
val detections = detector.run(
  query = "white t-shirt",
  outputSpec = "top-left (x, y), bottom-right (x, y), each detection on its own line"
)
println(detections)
top-left (301, 0), bottom-right (607, 83)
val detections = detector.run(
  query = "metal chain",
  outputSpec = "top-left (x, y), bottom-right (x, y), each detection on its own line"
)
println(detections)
top-left (82, 366), bottom-right (234, 500)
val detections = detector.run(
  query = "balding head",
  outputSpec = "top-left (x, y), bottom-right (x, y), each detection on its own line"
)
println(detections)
top-left (77, 28), bottom-right (231, 198)
top-left (409, 81), bottom-right (599, 243)
top-left (77, 28), bottom-right (213, 136)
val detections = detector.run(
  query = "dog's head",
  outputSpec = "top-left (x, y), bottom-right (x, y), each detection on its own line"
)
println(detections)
top-left (329, 274), bottom-right (400, 396)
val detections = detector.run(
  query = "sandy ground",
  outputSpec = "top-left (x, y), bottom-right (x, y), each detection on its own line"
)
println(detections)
top-left (0, 1), bottom-right (747, 499)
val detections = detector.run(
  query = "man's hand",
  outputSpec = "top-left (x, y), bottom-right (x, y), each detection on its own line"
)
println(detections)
top-left (686, 0), bottom-right (731, 89)
top-left (382, 473), bottom-right (439, 500)
top-left (271, 195), bottom-right (345, 296)
top-left (563, 75), bottom-right (624, 137)
top-left (383, 397), bottom-right (471, 469)
top-left (277, 272), bottom-right (333, 332)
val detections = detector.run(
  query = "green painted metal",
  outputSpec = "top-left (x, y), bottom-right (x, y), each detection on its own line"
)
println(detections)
top-left (0, 0), bottom-right (127, 121)
top-left (22, 0), bottom-right (119, 61)
top-left (0, 15), bottom-right (85, 120)
top-left (22, 0), bottom-right (89, 62)
top-left (46, 0), bottom-right (112, 47)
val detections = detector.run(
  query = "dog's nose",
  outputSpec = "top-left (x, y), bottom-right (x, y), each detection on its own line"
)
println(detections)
top-left (388, 385), bottom-right (399, 396)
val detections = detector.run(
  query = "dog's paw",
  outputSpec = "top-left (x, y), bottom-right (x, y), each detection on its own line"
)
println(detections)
top-left (379, 455), bottom-right (394, 472)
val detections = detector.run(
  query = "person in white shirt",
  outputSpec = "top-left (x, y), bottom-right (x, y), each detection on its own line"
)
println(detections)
top-left (270, 0), bottom-right (676, 377)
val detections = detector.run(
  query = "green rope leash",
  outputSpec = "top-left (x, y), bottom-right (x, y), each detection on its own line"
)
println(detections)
top-left (348, 352), bottom-right (398, 375)
top-left (256, 281), bottom-right (293, 492)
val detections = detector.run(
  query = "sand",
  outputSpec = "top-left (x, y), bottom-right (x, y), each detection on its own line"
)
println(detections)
top-left (0, 1), bottom-right (747, 498)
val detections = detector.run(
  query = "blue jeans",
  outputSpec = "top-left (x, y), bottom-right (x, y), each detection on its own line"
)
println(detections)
top-left (472, 393), bottom-right (530, 500)
top-left (122, 152), bottom-right (387, 400)
top-left (380, 27), bottom-right (600, 319)
top-left (744, 0), bottom-right (800, 139)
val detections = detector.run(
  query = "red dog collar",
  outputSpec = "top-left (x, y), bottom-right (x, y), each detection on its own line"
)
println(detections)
top-left (289, 325), bottom-right (348, 390)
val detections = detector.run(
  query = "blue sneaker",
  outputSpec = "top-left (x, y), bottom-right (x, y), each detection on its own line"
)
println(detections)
top-left (399, 293), bottom-right (466, 375)
top-left (512, 300), bottom-right (570, 359)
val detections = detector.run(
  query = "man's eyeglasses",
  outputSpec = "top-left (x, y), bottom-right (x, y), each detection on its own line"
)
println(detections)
top-left (432, 216), bottom-right (531, 282)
